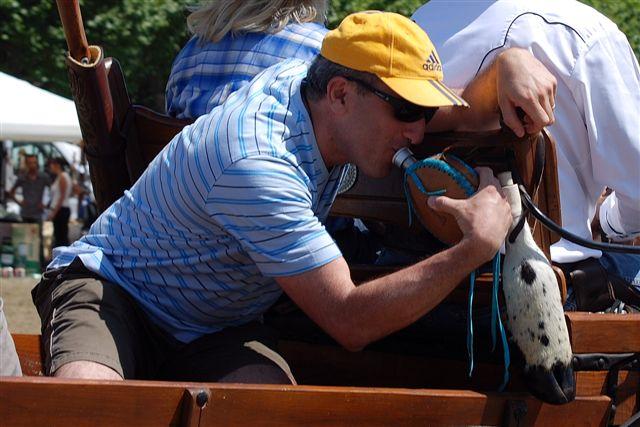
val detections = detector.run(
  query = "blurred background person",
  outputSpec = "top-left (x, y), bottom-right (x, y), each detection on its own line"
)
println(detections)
top-left (6, 154), bottom-right (50, 223)
top-left (46, 158), bottom-right (72, 250)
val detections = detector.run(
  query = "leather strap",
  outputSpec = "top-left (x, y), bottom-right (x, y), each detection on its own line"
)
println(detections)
top-left (557, 258), bottom-right (615, 312)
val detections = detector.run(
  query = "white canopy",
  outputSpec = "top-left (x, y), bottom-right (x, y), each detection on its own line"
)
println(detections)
top-left (0, 72), bottom-right (82, 143)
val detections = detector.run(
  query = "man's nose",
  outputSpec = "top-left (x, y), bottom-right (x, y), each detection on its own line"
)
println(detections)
top-left (402, 119), bottom-right (426, 145)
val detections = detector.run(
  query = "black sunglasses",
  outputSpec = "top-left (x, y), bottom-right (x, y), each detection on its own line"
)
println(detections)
top-left (344, 77), bottom-right (438, 123)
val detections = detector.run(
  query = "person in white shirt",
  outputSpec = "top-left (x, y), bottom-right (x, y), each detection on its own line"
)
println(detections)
top-left (46, 157), bottom-right (72, 249)
top-left (413, 0), bottom-right (640, 311)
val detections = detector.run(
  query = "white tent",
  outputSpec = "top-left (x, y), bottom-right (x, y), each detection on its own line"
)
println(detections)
top-left (0, 72), bottom-right (82, 143)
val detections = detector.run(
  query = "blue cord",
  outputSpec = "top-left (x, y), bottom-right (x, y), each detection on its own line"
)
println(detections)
top-left (491, 255), bottom-right (499, 350)
top-left (467, 270), bottom-right (476, 377)
top-left (490, 253), bottom-right (510, 391)
top-left (403, 164), bottom-right (446, 227)
top-left (469, 254), bottom-right (510, 389)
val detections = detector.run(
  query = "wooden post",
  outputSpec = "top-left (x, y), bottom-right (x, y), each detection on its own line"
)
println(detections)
top-left (55, 0), bottom-right (91, 62)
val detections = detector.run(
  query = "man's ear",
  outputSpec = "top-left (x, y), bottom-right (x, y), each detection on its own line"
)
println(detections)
top-left (326, 76), bottom-right (350, 114)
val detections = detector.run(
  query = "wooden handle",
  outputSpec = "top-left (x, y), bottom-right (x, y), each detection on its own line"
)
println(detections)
top-left (55, 0), bottom-right (91, 62)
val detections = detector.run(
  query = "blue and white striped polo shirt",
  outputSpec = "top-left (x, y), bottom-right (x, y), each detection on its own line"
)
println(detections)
top-left (50, 59), bottom-right (345, 343)
top-left (166, 22), bottom-right (327, 119)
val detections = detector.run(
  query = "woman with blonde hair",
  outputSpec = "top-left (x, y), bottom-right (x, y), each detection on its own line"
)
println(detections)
top-left (166, 0), bottom-right (328, 119)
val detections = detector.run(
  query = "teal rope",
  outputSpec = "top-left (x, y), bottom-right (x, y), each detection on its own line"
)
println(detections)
top-left (490, 255), bottom-right (500, 350)
top-left (490, 253), bottom-right (510, 391)
top-left (467, 270), bottom-right (476, 377)
top-left (403, 163), bottom-right (446, 227)
top-left (445, 154), bottom-right (478, 181)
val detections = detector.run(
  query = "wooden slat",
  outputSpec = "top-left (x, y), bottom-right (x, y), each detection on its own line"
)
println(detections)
top-left (0, 377), bottom-right (611, 427)
top-left (0, 377), bottom-right (188, 427)
top-left (566, 312), bottom-right (640, 353)
top-left (281, 341), bottom-right (636, 425)
top-left (198, 385), bottom-right (611, 427)
top-left (11, 333), bottom-right (635, 425)
top-left (12, 334), bottom-right (44, 376)
top-left (577, 371), bottom-right (639, 425)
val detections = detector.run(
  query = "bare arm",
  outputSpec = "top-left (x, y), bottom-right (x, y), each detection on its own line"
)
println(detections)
top-left (427, 48), bottom-right (556, 137)
top-left (276, 169), bottom-right (511, 351)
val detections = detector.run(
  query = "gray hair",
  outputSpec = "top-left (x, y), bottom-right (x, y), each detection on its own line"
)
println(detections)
top-left (305, 56), bottom-right (378, 101)
top-left (187, 0), bottom-right (328, 43)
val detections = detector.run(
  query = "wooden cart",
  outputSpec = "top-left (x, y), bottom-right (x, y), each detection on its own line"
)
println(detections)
top-left (2, 2), bottom-right (638, 426)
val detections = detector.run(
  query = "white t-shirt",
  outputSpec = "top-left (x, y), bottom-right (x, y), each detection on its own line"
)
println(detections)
top-left (50, 171), bottom-right (72, 209)
top-left (413, 0), bottom-right (640, 263)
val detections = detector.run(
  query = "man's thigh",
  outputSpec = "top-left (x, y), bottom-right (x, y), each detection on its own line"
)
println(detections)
top-left (158, 322), bottom-right (296, 385)
top-left (32, 267), bottom-right (168, 378)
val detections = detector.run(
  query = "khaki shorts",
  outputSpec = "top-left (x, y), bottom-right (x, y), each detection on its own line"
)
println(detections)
top-left (32, 260), bottom-right (295, 383)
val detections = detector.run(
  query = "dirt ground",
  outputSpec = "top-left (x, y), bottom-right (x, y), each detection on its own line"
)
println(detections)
top-left (1, 277), bottom-right (40, 334)
top-left (1, 221), bottom-right (84, 335)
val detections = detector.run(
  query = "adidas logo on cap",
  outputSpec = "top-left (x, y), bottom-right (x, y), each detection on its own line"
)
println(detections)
top-left (423, 52), bottom-right (442, 72)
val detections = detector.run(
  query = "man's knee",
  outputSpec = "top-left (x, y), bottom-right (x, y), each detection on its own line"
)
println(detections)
top-left (54, 360), bottom-right (123, 380)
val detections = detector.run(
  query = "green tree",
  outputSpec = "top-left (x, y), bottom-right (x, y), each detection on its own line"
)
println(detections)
top-left (1, 0), bottom-right (638, 111)
top-left (0, 0), bottom-right (191, 110)
top-left (582, 0), bottom-right (640, 58)
top-left (327, 0), bottom-right (424, 27)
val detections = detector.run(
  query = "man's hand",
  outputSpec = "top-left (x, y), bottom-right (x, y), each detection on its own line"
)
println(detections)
top-left (428, 167), bottom-right (512, 262)
top-left (431, 48), bottom-right (557, 136)
top-left (496, 48), bottom-right (557, 137)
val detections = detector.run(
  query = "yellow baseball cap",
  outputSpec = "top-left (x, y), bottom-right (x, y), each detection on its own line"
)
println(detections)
top-left (321, 11), bottom-right (468, 108)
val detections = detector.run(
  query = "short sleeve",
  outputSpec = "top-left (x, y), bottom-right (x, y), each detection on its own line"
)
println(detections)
top-left (205, 156), bottom-right (342, 276)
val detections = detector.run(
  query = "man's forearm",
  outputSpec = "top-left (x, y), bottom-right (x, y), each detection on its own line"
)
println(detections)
top-left (426, 48), bottom-right (556, 137)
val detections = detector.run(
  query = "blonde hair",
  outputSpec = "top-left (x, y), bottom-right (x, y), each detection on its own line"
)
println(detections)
top-left (187, 0), bottom-right (328, 43)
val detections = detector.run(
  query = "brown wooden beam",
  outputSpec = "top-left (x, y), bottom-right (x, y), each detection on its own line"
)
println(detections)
top-left (566, 312), bottom-right (640, 353)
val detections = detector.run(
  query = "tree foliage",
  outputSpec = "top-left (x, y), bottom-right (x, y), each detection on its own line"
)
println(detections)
top-left (327, 0), bottom-right (425, 27)
top-left (582, 0), bottom-right (640, 58)
top-left (0, 0), bottom-right (190, 109)
top-left (1, 0), bottom-right (638, 111)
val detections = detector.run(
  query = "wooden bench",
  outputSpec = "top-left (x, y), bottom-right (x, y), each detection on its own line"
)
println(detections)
top-left (10, 327), bottom-right (638, 426)
top-left (566, 312), bottom-right (640, 424)
top-left (0, 374), bottom-right (613, 427)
